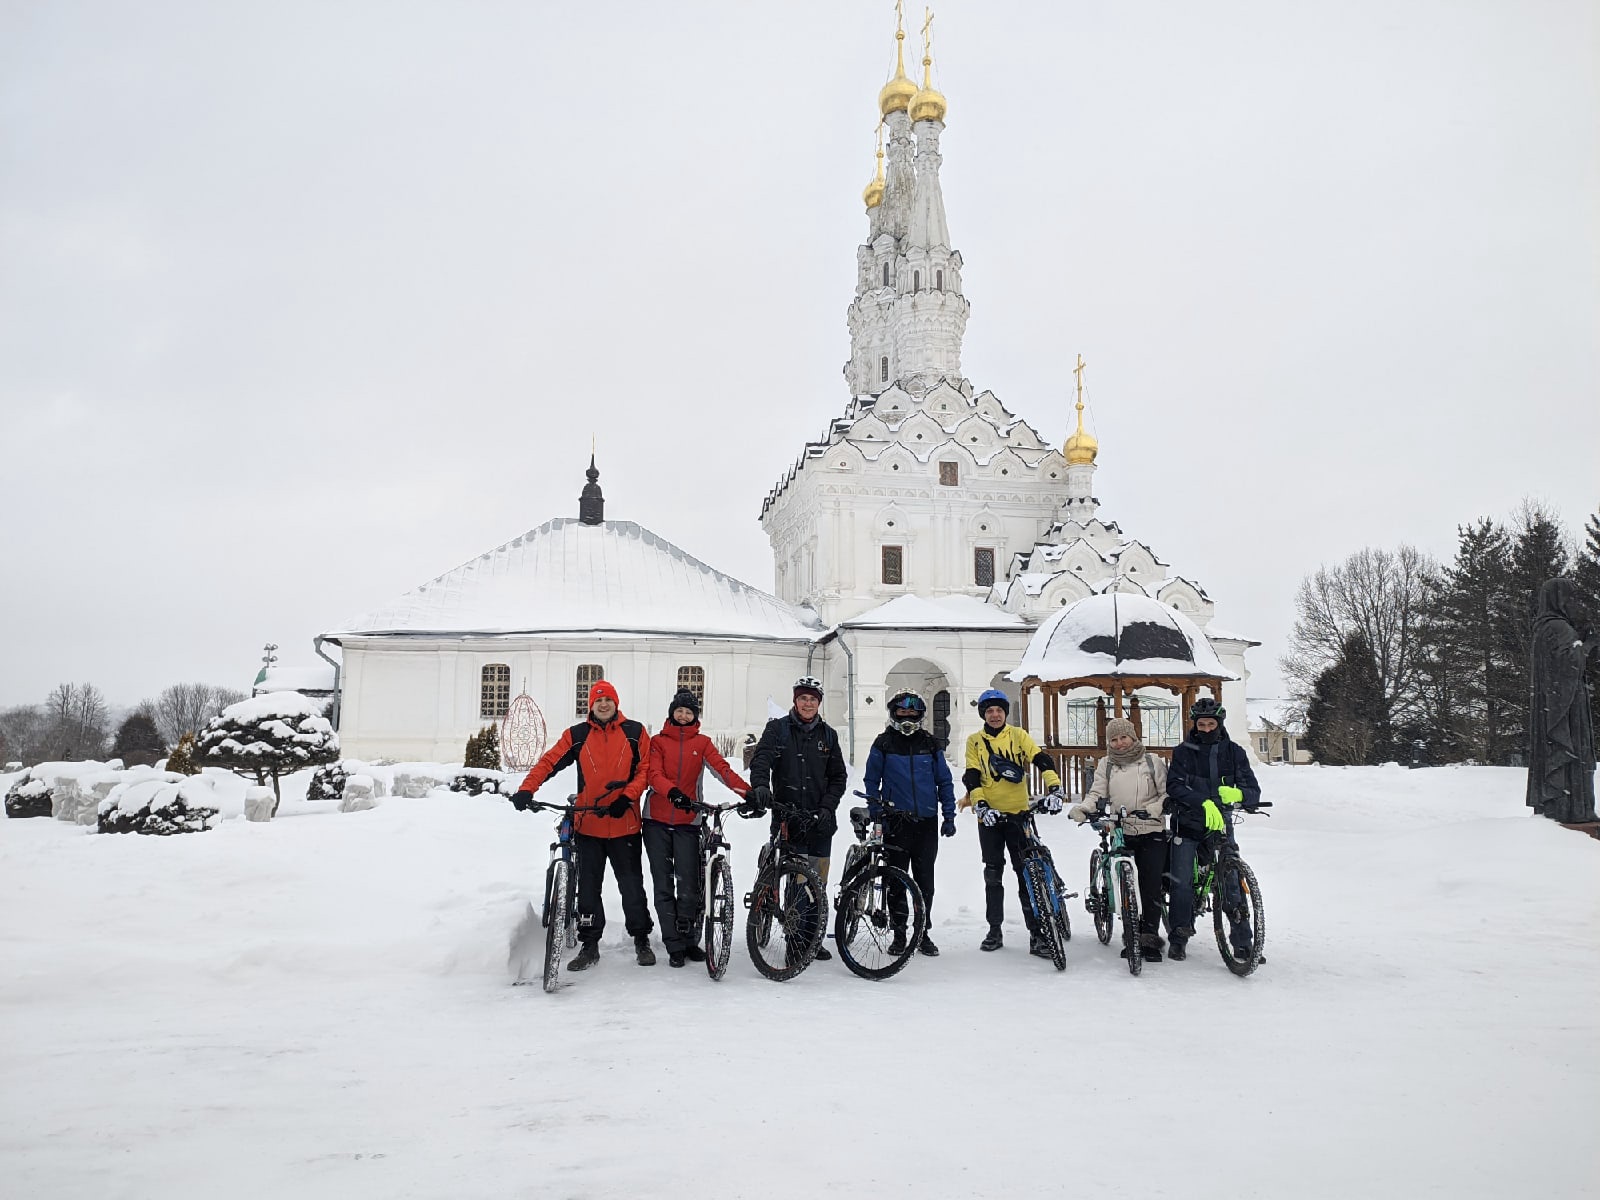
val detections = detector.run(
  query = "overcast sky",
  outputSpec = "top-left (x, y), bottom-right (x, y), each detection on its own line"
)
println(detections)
top-left (1, 0), bottom-right (1595, 711)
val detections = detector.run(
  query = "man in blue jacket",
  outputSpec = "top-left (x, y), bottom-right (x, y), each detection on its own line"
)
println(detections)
top-left (1164, 697), bottom-right (1261, 961)
top-left (863, 691), bottom-right (956, 956)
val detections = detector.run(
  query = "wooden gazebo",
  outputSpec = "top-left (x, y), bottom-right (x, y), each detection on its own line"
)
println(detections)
top-left (1008, 592), bottom-right (1234, 796)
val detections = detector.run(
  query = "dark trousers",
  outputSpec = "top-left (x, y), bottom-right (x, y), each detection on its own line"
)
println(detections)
top-left (642, 820), bottom-right (700, 952)
top-left (1166, 827), bottom-right (1246, 946)
top-left (575, 832), bottom-right (653, 946)
top-left (978, 820), bottom-right (1039, 934)
top-left (885, 815), bottom-right (938, 930)
top-left (1124, 832), bottom-right (1167, 938)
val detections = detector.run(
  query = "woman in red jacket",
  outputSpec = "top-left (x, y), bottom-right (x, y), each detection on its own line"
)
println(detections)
top-left (644, 688), bottom-right (752, 968)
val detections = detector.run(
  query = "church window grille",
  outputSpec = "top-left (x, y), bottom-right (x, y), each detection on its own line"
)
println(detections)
top-left (932, 690), bottom-right (951, 747)
top-left (882, 262), bottom-right (891, 286)
top-left (974, 547), bottom-right (995, 587)
top-left (480, 664), bottom-right (510, 719)
top-left (881, 545), bottom-right (904, 585)
top-left (575, 664), bottom-right (604, 716)
top-left (936, 269), bottom-right (944, 290)
top-left (939, 461), bottom-right (958, 486)
top-left (676, 666), bottom-right (705, 707)
top-left (913, 270), bottom-right (921, 291)
top-left (880, 356), bottom-right (889, 383)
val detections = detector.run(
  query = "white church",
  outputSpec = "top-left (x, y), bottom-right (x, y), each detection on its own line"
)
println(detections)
top-left (319, 17), bottom-right (1255, 767)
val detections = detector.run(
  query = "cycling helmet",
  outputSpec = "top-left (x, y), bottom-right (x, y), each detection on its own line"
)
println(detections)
top-left (793, 676), bottom-right (824, 701)
top-left (1189, 697), bottom-right (1226, 723)
top-left (976, 688), bottom-right (1010, 717)
top-left (887, 691), bottom-right (926, 735)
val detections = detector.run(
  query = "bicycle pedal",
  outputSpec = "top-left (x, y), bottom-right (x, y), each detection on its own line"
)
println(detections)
top-left (1060, 890), bottom-right (1079, 900)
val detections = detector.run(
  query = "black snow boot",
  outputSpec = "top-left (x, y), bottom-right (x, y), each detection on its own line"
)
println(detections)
top-left (917, 934), bottom-right (940, 957)
top-left (1167, 937), bottom-right (1188, 962)
top-left (634, 936), bottom-right (657, 966)
top-left (568, 942), bottom-right (600, 972)
top-left (980, 926), bottom-right (1004, 952)
top-left (1028, 932), bottom-right (1051, 959)
top-left (668, 949), bottom-right (686, 968)
top-left (683, 944), bottom-right (707, 963)
top-left (888, 928), bottom-right (908, 957)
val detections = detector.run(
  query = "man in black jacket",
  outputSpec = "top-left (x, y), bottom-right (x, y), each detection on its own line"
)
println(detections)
top-left (747, 676), bottom-right (849, 961)
top-left (1165, 697), bottom-right (1261, 961)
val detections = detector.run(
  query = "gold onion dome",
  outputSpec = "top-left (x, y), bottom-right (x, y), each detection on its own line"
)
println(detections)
top-left (879, 31), bottom-right (918, 115)
top-left (862, 147), bottom-right (885, 209)
top-left (910, 56), bottom-right (946, 123)
top-left (1064, 402), bottom-right (1099, 465)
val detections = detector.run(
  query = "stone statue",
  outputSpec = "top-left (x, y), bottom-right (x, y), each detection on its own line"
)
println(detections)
top-left (1525, 577), bottom-right (1599, 824)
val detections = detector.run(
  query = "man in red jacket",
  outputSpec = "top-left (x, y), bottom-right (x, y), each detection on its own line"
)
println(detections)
top-left (644, 688), bottom-right (752, 968)
top-left (510, 680), bottom-right (656, 971)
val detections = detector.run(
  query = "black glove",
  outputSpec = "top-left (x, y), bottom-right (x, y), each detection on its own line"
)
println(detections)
top-left (1243, 799), bottom-right (1261, 813)
top-left (737, 793), bottom-right (766, 818)
top-left (669, 788), bottom-right (696, 812)
top-left (510, 790), bottom-right (536, 812)
top-left (815, 807), bottom-right (838, 838)
top-left (604, 795), bottom-right (632, 819)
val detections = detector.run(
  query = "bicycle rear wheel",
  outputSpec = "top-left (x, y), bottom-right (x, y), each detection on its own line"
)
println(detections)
top-left (543, 859), bottom-right (570, 992)
top-left (835, 862), bottom-right (925, 981)
top-left (745, 858), bottom-right (827, 981)
top-left (1115, 858), bottom-right (1142, 977)
top-left (1214, 857), bottom-right (1266, 977)
top-left (1088, 850), bottom-right (1112, 944)
top-left (1024, 857), bottom-right (1066, 971)
top-left (706, 856), bottom-right (735, 981)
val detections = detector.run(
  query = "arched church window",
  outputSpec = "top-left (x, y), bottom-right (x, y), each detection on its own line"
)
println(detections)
top-left (936, 269), bottom-right (944, 290)
top-left (974, 547), bottom-right (995, 587)
top-left (480, 664), bottom-right (510, 719)
top-left (575, 664), bottom-right (604, 717)
top-left (676, 666), bottom-right (705, 708)
top-left (880, 356), bottom-right (889, 383)
top-left (882, 262), bottom-right (890, 287)
top-left (913, 270), bottom-right (921, 291)
top-left (881, 545), bottom-right (904, 586)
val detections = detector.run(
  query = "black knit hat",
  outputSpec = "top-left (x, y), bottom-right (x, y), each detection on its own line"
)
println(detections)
top-left (668, 689), bottom-right (701, 722)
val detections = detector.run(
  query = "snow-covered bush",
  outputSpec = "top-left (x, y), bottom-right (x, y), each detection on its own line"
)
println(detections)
top-left (449, 768), bottom-right (509, 797)
top-left (98, 777), bottom-right (220, 836)
top-left (5, 775), bottom-right (52, 819)
top-left (308, 762), bottom-right (348, 802)
top-left (198, 692), bottom-right (339, 815)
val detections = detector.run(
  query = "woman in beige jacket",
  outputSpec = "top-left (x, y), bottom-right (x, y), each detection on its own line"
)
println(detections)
top-left (1069, 717), bottom-right (1170, 962)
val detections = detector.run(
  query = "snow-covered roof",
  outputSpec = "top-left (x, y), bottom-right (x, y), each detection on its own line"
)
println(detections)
top-left (839, 594), bottom-right (1028, 631)
top-left (1009, 593), bottom-right (1234, 682)
top-left (254, 665), bottom-right (337, 693)
top-left (324, 519), bottom-right (823, 643)
top-left (1247, 697), bottom-right (1303, 732)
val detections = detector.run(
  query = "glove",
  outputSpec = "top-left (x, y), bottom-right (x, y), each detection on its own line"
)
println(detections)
top-left (940, 816), bottom-right (956, 838)
top-left (1068, 803), bottom-right (1091, 825)
top-left (975, 802), bottom-right (999, 827)
top-left (1042, 789), bottom-right (1065, 815)
top-left (1202, 799), bottom-right (1226, 832)
top-left (668, 788), bottom-right (695, 812)
top-left (510, 790), bottom-right (536, 812)
top-left (737, 795), bottom-right (766, 818)
top-left (1217, 785), bottom-right (1244, 807)
top-left (1243, 798), bottom-right (1261, 813)
top-left (816, 808), bottom-right (838, 838)
top-left (604, 795), bottom-right (632, 819)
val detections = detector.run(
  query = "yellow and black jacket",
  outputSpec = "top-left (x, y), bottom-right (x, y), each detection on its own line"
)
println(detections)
top-left (962, 724), bottom-right (1061, 814)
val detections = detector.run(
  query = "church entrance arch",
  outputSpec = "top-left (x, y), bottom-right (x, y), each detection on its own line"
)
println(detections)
top-left (882, 657), bottom-right (954, 750)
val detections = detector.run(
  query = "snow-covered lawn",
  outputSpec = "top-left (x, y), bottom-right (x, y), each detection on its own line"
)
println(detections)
top-left (2, 764), bottom-right (1596, 1199)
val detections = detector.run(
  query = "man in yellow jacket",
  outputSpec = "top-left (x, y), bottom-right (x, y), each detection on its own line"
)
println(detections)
top-left (959, 688), bottom-right (1065, 955)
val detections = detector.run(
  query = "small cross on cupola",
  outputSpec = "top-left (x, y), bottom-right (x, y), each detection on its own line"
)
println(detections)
top-left (578, 453), bottom-right (605, 525)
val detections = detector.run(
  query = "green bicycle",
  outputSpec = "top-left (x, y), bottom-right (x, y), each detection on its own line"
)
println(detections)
top-left (1169, 801), bottom-right (1272, 977)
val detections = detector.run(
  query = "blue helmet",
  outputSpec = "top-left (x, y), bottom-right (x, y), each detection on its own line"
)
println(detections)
top-left (977, 688), bottom-right (1010, 717)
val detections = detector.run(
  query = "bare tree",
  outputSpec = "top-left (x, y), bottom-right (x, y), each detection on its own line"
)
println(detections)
top-left (151, 683), bottom-right (247, 747)
top-left (41, 682), bottom-right (110, 761)
top-left (0, 705), bottom-right (48, 766)
top-left (1282, 545), bottom-right (1438, 747)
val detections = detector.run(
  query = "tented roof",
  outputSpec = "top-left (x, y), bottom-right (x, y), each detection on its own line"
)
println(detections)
top-left (325, 519), bottom-right (823, 643)
top-left (1009, 593), bottom-right (1233, 682)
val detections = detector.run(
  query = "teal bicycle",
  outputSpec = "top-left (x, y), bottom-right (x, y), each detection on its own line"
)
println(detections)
top-left (1082, 805), bottom-right (1150, 977)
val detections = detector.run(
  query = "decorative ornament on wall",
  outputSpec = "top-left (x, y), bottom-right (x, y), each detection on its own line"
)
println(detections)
top-left (500, 690), bottom-right (548, 771)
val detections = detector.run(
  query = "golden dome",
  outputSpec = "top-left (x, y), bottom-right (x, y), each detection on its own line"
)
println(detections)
top-left (879, 30), bottom-right (918, 116)
top-left (1064, 420), bottom-right (1099, 466)
top-left (862, 142), bottom-right (885, 209)
top-left (910, 53), bottom-right (946, 123)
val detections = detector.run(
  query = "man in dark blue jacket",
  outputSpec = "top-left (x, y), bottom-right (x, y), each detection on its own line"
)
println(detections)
top-left (863, 691), bottom-right (957, 956)
top-left (1165, 697), bottom-right (1261, 961)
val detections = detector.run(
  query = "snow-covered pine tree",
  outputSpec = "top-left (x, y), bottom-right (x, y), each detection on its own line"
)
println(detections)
top-left (198, 693), bottom-right (339, 815)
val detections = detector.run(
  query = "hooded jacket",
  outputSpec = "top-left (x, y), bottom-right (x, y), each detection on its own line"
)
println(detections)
top-left (749, 710), bottom-right (848, 820)
top-left (644, 719), bottom-right (750, 826)
top-left (864, 727), bottom-right (955, 821)
top-left (517, 712), bottom-right (650, 838)
top-left (1166, 728), bottom-right (1260, 837)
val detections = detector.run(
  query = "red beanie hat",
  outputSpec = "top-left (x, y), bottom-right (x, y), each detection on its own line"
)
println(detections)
top-left (588, 680), bottom-right (619, 708)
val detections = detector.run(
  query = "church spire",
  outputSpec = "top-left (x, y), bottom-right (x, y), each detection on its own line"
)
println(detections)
top-left (578, 451), bottom-right (605, 525)
top-left (907, 7), bottom-right (950, 251)
top-left (1061, 354), bottom-right (1100, 519)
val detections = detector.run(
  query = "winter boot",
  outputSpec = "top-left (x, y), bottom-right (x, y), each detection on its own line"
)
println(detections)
top-left (668, 949), bottom-right (686, 968)
top-left (1141, 931), bottom-right (1165, 963)
top-left (1167, 937), bottom-right (1188, 962)
top-left (917, 933), bottom-right (940, 957)
top-left (634, 936), bottom-right (657, 967)
top-left (888, 928), bottom-right (909, 957)
top-left (1028, 931), bottom-right (1052, 958)
top-left (567, 942), bottom-right (600, 972)
top-left (980, 926), bottom-right (1004, 952)
top-left (812, 944), bottom-right (832, 962)
top-left (683, 944), bottom-right (707, 963)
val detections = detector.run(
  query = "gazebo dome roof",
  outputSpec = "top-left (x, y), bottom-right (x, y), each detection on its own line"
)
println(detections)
top-left (1009, 592), bottom-right (1232, 682)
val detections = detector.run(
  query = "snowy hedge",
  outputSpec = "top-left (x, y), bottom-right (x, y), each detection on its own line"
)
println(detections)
top-left (98, 776), bottom-right (222, 836)
top-left (449, 768), bottom-right (510, 797)
top-left (5, 776), bottom-right (52, 819)
top-left (309, 762), bottom-right (348, 802)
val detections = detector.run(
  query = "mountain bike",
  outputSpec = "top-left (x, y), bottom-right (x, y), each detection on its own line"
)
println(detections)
top-left (743, 798), bottom-right (829, 981)
top-left (1169, 802), bottom-right (1272, 977)
top-left (678, 796), bottom-right (747, 982)
top-left (833, 793), bottom-right (927, 981)
top-left (511, 782), bottom-right (622, 993)
top-left (985, 796), bottom-right (1075, 971)
top-left (1082, 805), bottom-right (1151, 977)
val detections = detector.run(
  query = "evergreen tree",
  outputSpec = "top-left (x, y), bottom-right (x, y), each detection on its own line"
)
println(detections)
top-left (112, 713), bottom-right (166, 763)
top-left (1304, 632), bottom-right (1390, 765)
top-left (1573, 508), bottom-right (1600, 733)
top-left (198, 693), bottom-right (339, 814)
top-left (1498, 502), bottom-right (1571, 761)
top-left (1421, 519), bottom-right (1516, 763)
top-left (165, 732), bottom-right (201, 776)
top-left (464, 724), bottom-right (501, 769)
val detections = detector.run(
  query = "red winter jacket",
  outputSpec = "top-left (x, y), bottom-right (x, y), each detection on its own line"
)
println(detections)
top-left (517, 713), bottom-right (650, 839)
top-left (643, 720), bottom-right (750, 826)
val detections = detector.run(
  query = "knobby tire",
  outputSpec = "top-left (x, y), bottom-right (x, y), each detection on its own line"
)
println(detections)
top-left (706, 856), bottom-right (735, 981)
top-left (1025, 857), bottom-right (1066, 971)
top-left (834, 861), bottom-right (925, 982)
top-left (745, 858), bottom-right (827, 982)
top-left (1214, 857), bottom-right (1266, 977)
top-left (1088, 849), bottom-right (1112, 945)
top-left (1116, 859), bottom-right (1142, 977)
top-left (542, 859), bottom-right (570, 992)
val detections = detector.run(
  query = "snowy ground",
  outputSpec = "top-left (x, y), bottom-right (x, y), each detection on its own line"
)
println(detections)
top-left (2, 763), bottom-right (1597, 1200)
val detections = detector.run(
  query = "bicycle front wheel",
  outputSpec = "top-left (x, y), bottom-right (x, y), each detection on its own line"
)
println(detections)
top-left (1088, 850), bottom-right (1112, 944)
top-left (1115, 858), bottom-right (1142, 977)
top-left (706, 856), bottom-right (735, 981)
top-left (835, 862), bottom-right (925, 981)
top-left (1025, 857), bottom-right (1066, 971)
top-left (745, 859), bottom-right (827, 982)
top-left (1214, 857), bottom-right (1266, 977)
top-left (543, 859), bottom-right (570, 992)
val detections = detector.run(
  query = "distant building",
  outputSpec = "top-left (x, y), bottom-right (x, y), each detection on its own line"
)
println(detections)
top-left (1248, 698), bottom-right (1312, 764)
top-left (253, 664), bottom-right (338, 716)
